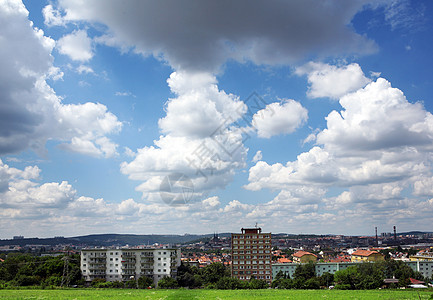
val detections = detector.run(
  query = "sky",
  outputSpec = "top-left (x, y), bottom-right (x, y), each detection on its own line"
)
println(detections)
top-left (1, 0), bottom-right (433, 239)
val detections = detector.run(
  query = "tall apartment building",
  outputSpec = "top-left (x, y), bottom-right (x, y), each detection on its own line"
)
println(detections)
top-left (231, 228), bottom-right (272, 283)
top-left (80, 247), bottom-right (181, 285)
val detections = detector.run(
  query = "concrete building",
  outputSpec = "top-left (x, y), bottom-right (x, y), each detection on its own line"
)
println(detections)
top-left (272, 260), bottom-right (433, 280)
top-left (231, 228), bottom-right (272, 283)
top-left (80, 247), bottom-right (181, 285)
top-left (351, 250), bottom-right (384, 262)
top-left (292, 251), bottom-right (317, 263)
top-left (409, 251), bottom-right (433, 262)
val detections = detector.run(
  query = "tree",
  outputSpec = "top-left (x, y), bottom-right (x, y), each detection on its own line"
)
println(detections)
top-left (124, 280), bottom-right (137, 289)
top-left (274, 270), bottom-right (285, 280)
top-left (248, 278), bottom-right (268, 289)
top-left (319, 272), bottom-right (334, 287)
top-left (216, 277), bottom-right (244, 289)
top-left (137, 276), bottom-right (153, 289)
top-left (293, 262), bottom-right (316, 280)
top-left (177, 263), bottom-right (201, 288)
top-left (200, 262), bottom-right (230, 285)
top-left (157, 276), bottom-right (178, 289)
top-left (304, 277), bottom-right (320, 289)
top-left (334, 266), bottom-right (361, 289)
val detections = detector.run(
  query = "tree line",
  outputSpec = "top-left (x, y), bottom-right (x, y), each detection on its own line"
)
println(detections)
top-left (272, 260), bottom-right (427, 290)
top-left (0, 252), bottom-right (429, 290)
top-left (0, 253), bottom-right (82, 288)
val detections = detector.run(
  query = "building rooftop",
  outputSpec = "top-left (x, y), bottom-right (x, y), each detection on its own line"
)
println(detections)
top-left (351, 249), bottom-right (380, 257)
top-left (293, 251), bottom-right (317, 258)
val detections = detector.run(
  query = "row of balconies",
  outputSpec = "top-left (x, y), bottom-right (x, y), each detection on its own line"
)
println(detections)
top-left (88, 271), bottom-right (106, 275)
top-left (140, 253), bottom-right (154, 257)
top-left (89, 259), bottom-right (106, 264)
top-left (121, 264), bottom-right (136, 270)
top-left (88, 253), bottom-right (106, 257)
top-left (88, 265), bottom-right (106, 270)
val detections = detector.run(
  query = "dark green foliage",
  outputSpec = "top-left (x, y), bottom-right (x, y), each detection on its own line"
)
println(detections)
top-left (13, 274), bottom-right (41, 286)
top-left (293, 261), bottom-right (316, 281)
top-left (0, 253), bottom-right (81, 287)
top-left (216, 277), bottom-right (243, 289)
top-left (157, 276), bottom-right (178, 289)
top-left (200, 262), bottom-right (230, 285)
top-left (137, 276), bottom-right (153, 289)
top-left (274, 270), bottom-right (285, 281)
top-left (176, 263), bottom-right (202, 288)
top-left (334, 266), bottom-right (361, 289)
top-left (111, 281), bottom-right (125, 288)
top-left (91, 278), bottom-right (106, 287)
top-left (272, 278), bottom-right (294, 289)
top-left (304, 277), bottom-right (321, 289)
top-left (124, 280), bottom-right (137, 289)
top-left (319, 272), bottom-right (334, 287)
top-left (248, 278), bottom-right (268, 289)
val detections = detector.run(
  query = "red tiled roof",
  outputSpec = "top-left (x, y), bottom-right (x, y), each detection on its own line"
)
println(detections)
top-left (410, 278), bottom-right (425, 284)
top-left (351, 250), bottom-right (380, 257)
top-left (277, 258), bottom-right (292, 263)
top-left (293, 251), bottom-right (317, 258)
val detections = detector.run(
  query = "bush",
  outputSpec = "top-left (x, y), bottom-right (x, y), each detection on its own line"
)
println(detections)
top-left (44, 275), bottom-right (61, 286)
top-left (334, 283), bottom-right (351, 290)
top-left (111, 281), bottom-right (125, 288)
top-left (304, 277), bottom-right (320, 289)
top-left (248, 278), bottom-right (268, 289)
top-left (124, 280), bottom-right (137, 289)
top-left (157, 276), bottom-right (178, 289)
top-left (14, 275), bottom-right (41, 286)
top-left (216, 277), bottom-right (244, 289)
top-left (137, 276), bottom-right (153, 289)
top-left (90, 278), bottom-right (106, 287)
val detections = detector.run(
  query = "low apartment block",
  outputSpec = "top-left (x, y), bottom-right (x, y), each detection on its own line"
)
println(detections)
top-left (272, 260), bottom-right (433, 280)
top-left (80, 247), bottom-right (181, 285)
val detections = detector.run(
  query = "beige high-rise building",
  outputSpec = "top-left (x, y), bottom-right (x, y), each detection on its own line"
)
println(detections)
top-left (231, 228), bottom-right (272, 283)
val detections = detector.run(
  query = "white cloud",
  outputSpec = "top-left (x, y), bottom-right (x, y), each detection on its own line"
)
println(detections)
top-left (76, 65), bottom-right (94, 74)
top-left (252, 151), bottom-right (262, 163)
top-left (295, 62), bottom-right (371, 99)
top-left (115, 91), bottom-right (134, 97)
top-left (0, 3), bottom-right (121, 157)
top-left (244, 68), bottom-right (433, 233)
top-left (121, 71), bottom-right (248, 203)
top-left (253, 100), bottom-right (308, 138)
top-left (57, 0), bottom-right (381, 71)
top-left (317, 78), bottom-right (433, 153)
top-left (1, 159), bottom-right (432, 237)
top-left (159, 71), bottom-right (246, 138)
top-left (124, 147), bottom-right (136, 158)
top-left (42, 4), bottom-right (65, 27)
top-left (57, 30), bottom-right (93, 62)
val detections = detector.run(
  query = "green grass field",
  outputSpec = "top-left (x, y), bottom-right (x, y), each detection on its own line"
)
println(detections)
top-left (0, 289), bottom-right (432, 300)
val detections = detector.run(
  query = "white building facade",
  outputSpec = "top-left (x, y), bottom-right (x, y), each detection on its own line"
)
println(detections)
top-left (81, 248), bottom-right (181, 284)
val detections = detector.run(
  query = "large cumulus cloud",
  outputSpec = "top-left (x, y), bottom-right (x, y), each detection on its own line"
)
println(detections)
top-left (245, 64), bottom-right (433, 233)
top-left (56, 0), bottom-right (380, 71)
top-left (0, 0), bottom-right (121, 157)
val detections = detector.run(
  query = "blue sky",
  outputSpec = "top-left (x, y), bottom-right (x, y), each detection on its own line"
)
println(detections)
top-left (1, 0), bottom-right (433, 238)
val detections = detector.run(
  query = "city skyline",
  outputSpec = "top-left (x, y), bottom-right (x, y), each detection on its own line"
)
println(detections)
top-left (1, 0), bottom-right (433, 238)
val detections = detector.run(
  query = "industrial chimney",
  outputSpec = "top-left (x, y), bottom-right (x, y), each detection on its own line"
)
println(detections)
top-left (393, 226), bottom-right (397, 241)
top-left (375, 227), bottom-right (378, 246)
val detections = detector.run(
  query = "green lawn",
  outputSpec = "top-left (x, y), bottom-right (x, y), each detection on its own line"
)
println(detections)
top-left (0, 289), bottom-right (432, 300)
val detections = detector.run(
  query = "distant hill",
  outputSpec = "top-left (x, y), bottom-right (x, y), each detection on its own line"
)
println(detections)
top-left (0, 233), bottom-right (231, 247)
top-left (398, 231), bottom-right (433, 236)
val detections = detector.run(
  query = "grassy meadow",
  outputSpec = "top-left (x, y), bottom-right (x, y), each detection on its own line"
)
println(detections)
top-left (0, 288), bottom-right (432, 300)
